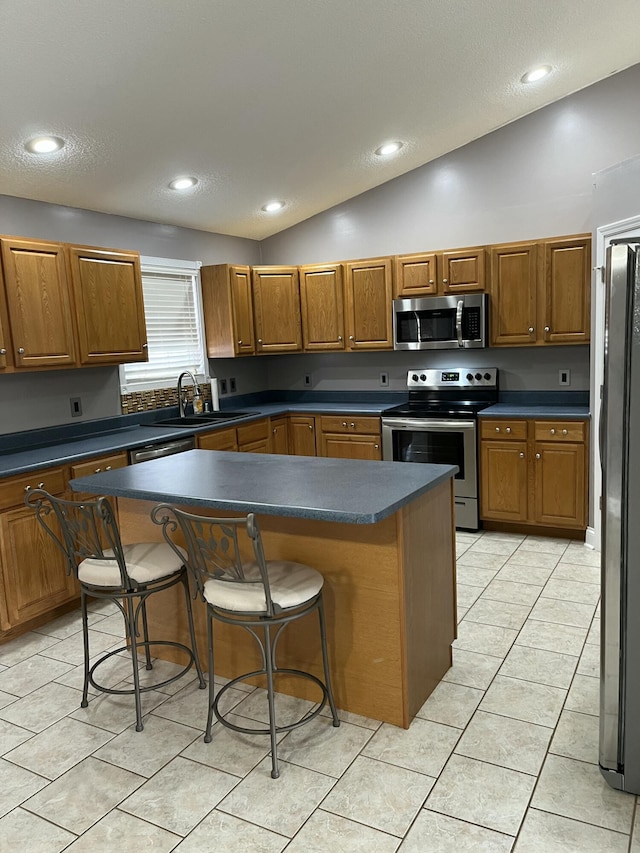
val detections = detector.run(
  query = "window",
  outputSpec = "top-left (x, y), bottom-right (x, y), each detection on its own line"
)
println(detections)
top-left (120, 257), bottom-right (206, 391)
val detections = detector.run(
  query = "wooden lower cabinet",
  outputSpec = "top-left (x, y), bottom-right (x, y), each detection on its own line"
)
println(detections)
top-left (289, 416), bottom-right (317, 456)
top-left (318, 415), bottom-right (382, 461)
top-left (480, 419), bottom-right (588, 530)
top-left (270, 417), bottom-right (289, 455)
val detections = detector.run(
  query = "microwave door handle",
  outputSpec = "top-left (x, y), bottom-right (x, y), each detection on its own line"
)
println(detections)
top-left (455, 300), bottom-right (464, 347)
top-left (414, 311), bottom-right (421, 342)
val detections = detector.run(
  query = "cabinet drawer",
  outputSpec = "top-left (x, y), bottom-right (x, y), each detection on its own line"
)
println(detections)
top-left (70, 452), bottom-right (128, 479)
top-left (0, 467), bottom-right (66, 511)
top-left (480, 420), bottom-right (527, 440)
top-left (198, 427), bottom-right (238, 451)
top-left (534, 421), bottom-right (586, 442)
top-left (319, 415), bottom-right (381, 434)
top-left (237, 419), bottom-right (269, 446)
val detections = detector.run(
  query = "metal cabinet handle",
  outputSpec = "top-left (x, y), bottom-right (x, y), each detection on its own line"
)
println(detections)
top-left (142, 343), bottom-right (148, 349)
top-left (505, 427), bottom-right (511, 434)
top-left (349, 335), bottom-right (354, 341)
top-left (495, 427), bottom-right (500, 432)
top-left (535, 452), bottom-right (541, 459)
top-left (550, 428), bottom-right (556, 435)
top-left (342, 421), bottom-right (347, 427)
top-left (375, 444), bottom-right (379, 449)
top-left (429, 279), bottom-right (434, 284)
top-left (544, 326), bottom-right (550, 332)
top-left (528, 327), bottom-right (534, 334)
top-left (272, 428), bottom-right (276, 434)
top-left (0, 348), bottom-right (6, 355)
top-left (105, 466), bottom-right (112, 471)
top-left (519, 452), bottom-right (525, 458)
top-left (337, 335), bottom-right (342, 341)
top-left (442, 278), bottom-right (448, 284)
top-left (238, 339), bottom-right (243, 345)
top-left (94, 468), bottom-right (101, 473)
top-left (350, 422), bottom-right (355, 428)
top-left (562, 429), bottom-right (568, 435)
top-left (18, 347), bottom-right (25, 354)
top-left (39, 482), bottom-right (44, 488)
top-left (257, 339), bottom-right (263, 344)
top-left (308, 424), bottom-right (313, 430)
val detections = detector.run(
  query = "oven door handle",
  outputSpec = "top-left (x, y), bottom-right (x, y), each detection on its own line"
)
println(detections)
top-left (455, 299), bottom-right (464, 347)
top-left (381, 418), bottom-right (476, 431)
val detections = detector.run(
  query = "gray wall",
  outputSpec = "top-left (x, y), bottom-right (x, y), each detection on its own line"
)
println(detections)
top-left (260, 64), bottom-right (640, 265)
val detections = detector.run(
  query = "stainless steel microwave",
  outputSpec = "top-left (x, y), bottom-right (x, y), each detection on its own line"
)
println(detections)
top-left (393, 293), bottom-right (488, 350)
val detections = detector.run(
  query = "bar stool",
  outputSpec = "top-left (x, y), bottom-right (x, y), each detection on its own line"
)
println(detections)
top-left (151, 504), bottom-right (340, 778)
top-left (25, 489), bottom-right (205, 731)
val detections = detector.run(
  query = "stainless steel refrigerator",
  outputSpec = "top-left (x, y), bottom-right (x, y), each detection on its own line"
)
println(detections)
top-left (600, 239), bottom-right (640, 793)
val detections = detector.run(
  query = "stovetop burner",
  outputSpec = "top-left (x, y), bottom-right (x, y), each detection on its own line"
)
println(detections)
top-left (382, 367), bottom-right (499, 419)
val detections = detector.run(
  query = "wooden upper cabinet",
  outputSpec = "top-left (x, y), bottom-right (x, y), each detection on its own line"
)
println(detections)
top-left (0, 237), bottom-right (77, 368)
top-left (542, 236), bottom-right (591, 344)
top-left (489, 242), bottom-right (538, 346)
top-left (394, 253), bottom-right (438, 297)
top-left (252, 266), bottom-right (302, 353)
top-left (67, 246), bottom-right (148, 364)
top-left (201, 264), bottom-right (255, 357)
top-left (299, 263), bottom-right (345, 351)
top-left (440, 247), bottom-right (486, 293)
top-left (344, 258), bottom-right (393, 350)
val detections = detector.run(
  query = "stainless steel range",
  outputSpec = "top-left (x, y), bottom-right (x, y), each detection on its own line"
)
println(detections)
top-left (381, 368), bottom-right (498, 530)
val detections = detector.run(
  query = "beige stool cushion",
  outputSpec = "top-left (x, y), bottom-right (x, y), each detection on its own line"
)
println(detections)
top-left (78, 542), bottom-right (186, 587)
top-left (203, 560), bottom-right (323, 613)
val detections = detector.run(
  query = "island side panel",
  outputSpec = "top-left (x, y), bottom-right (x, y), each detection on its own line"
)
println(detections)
top-left (397, 479), bottom-right (456, 725)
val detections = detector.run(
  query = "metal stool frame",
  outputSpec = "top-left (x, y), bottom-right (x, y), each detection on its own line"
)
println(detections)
top-left (152, 504), bottom-right (339, 778)
top-left (25, 489), bottom-right (205, 731)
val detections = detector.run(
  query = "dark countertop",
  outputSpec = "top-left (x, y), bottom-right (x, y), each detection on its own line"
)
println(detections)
top-left (69, 450), bottom-right (457, 525)
top-left (479, 404), bottom-right (590, 419)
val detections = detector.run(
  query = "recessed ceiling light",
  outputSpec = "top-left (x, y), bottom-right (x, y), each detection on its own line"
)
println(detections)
top-left (521, 65), bottom-right (552, 84)
top-left (25, 136), bottom-right (65, 154)
top-left (262, 200), bottom-right (285, 212)
top-left (375, 141), bottom-right (403, 157)
top-left (169, 176), bottom-right (198, 190)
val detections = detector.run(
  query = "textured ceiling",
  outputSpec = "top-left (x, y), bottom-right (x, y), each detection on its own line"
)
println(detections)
top-left (1, 0), bottom-right (640, 240)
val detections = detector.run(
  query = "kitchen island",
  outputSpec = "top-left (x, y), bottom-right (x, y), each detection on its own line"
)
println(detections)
top-left (70, 450), bottom-right (457, 727)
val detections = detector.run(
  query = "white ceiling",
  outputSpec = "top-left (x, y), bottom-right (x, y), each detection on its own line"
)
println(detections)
top-left (2, 0), bottom-right (640, 241)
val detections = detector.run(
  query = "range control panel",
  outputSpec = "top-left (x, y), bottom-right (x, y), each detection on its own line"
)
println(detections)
top-left (407, 368), bottom-right (498, 389)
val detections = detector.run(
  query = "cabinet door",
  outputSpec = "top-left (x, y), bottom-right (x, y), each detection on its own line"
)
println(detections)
top-left (230, 266), bottom-right (256, 354)
top-left (0, 505), bottom-right (78, 630)
top-left (489, 243), bottom-right (538, 346)
top-left (299, 264), bottom-right (345, 351)
top-left (394, 253), bottom-right (438, 297)
top-left (289, 416), bottom-right (317, 456)
top-left (480, 440), bottom-right (528, 522)
top-left (440, 247), bottom-right (486, 293)
top-left (344, 258), bottom-right (393, 350)
top-left (201, 264), bottom-right (255, 358)
top-left (542, 236), bottom-right (591, 345)
top-left (252, 267), bottom-right (302, 353)
top-left (198, 427), bottom-right (238, 451)
top-left (68, 247), bottom-right (148, 364)
top-left (270, 417), bottom-right (289, 455)
top-left (320, 433), bottom-right (382, 460)
top-left (533, 441), bottom-right (586, 528)
top-left (1, 237), bottom-right (77, 368)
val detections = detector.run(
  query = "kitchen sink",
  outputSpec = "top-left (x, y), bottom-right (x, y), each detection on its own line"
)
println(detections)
top-left (153, 412), bottom-right (255, 427)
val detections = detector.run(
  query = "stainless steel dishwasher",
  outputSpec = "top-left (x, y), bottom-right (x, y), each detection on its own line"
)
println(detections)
top-left (128, 436), bottom-right (195, 464)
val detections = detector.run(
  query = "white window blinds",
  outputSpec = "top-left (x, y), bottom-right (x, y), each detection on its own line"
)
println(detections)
top-left (120, 258), bottom-right (206, 391)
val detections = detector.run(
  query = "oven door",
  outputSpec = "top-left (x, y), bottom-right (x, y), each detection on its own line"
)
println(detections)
top-left (381, 417), bottom-right (477, 498)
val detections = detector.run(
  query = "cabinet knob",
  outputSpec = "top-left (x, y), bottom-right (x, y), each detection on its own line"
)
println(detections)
top-left (238, 340), bottom-right (243, 345)
top-left (519, 452), bottom-right (525, 458)
top-left (0, 348), bottom-right (6, 355)
top-left (272, 428), bottom-right (276, 434)
top-left (544, 326), bottom-right (550, 333)
top-left (142, 343), bottom-right (148, 349)
top-left (349, 335), bottom-right (354, 341)
top-left (105, 466), bottom-right (112, 471)
top-left (375, 444), bottom-right (379, 449)
top-left (495, 427), bottom-right (500, 432)
top-left (350, 422), bottom-right (355, 428)
top-left (550, 428), bottom-right (556, 435)
top-left (342, 422), bottom-right (347, 427)
top-left (38, 482), bottom-right (44, 488)
top-left (562, 429), bottom-right (568, 435)
top-left (429, 279), bottom-right (435, 284)
top-left (505, 427), bottom-right (511, 434)
top-left (338, 335), bottom-right (342, 341)
top-left (308, 424), bottom-right (313, 430)
top-left (528, 328), bottom-right (534, 334)
top-left (535, 452), bottom-right (541, 459)
top-left (95, 468), bottom-right (101, 473)
top-left (442, 278), bottom-right (448, 284)
top-left (17, 347), bottom-right (25, 354)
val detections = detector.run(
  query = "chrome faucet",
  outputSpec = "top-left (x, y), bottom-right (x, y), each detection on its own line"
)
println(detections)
top-left (177, 371), bottom-right (200, 417)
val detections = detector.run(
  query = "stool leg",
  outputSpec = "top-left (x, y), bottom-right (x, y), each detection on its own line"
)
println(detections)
top-left (181, 574), bottom-right (205, 689)
top-left (140, 599), bottom-right (153, 671)
top-left (126, 595), bottom-right (144, 732)
top-left (264, 623), bottom-right (280, 779)
top-left (204, 613), bottom-right (215, 743)
top-left (80, 590), bottom-right (90, 709)
top-left (318, 597), bottom-right (339, 727)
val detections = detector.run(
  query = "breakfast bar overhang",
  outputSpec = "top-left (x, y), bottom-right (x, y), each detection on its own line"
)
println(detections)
top-left (70, 450), bottom-right (458, 728)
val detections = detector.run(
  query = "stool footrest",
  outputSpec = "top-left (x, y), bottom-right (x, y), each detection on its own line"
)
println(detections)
top-left (88, 641), bottom-right (196, 696)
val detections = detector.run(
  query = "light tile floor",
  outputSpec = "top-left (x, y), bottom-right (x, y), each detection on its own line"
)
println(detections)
top-left (0, 531), bottom-right (633, 851)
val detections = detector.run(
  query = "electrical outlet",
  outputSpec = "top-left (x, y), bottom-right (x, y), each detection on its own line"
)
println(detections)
top-left (379, 372), bottom-right (389, 387)
top-left (70, 397), bottom-right (82, 417)
top-left (219, 379), bottom-right (228, 395)
top-left (229, 377), bottom-right (236, 393)
top-left (559, 369), bottom-right (571, 386)
top-left (304, 374), bottom-right (312, 387)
